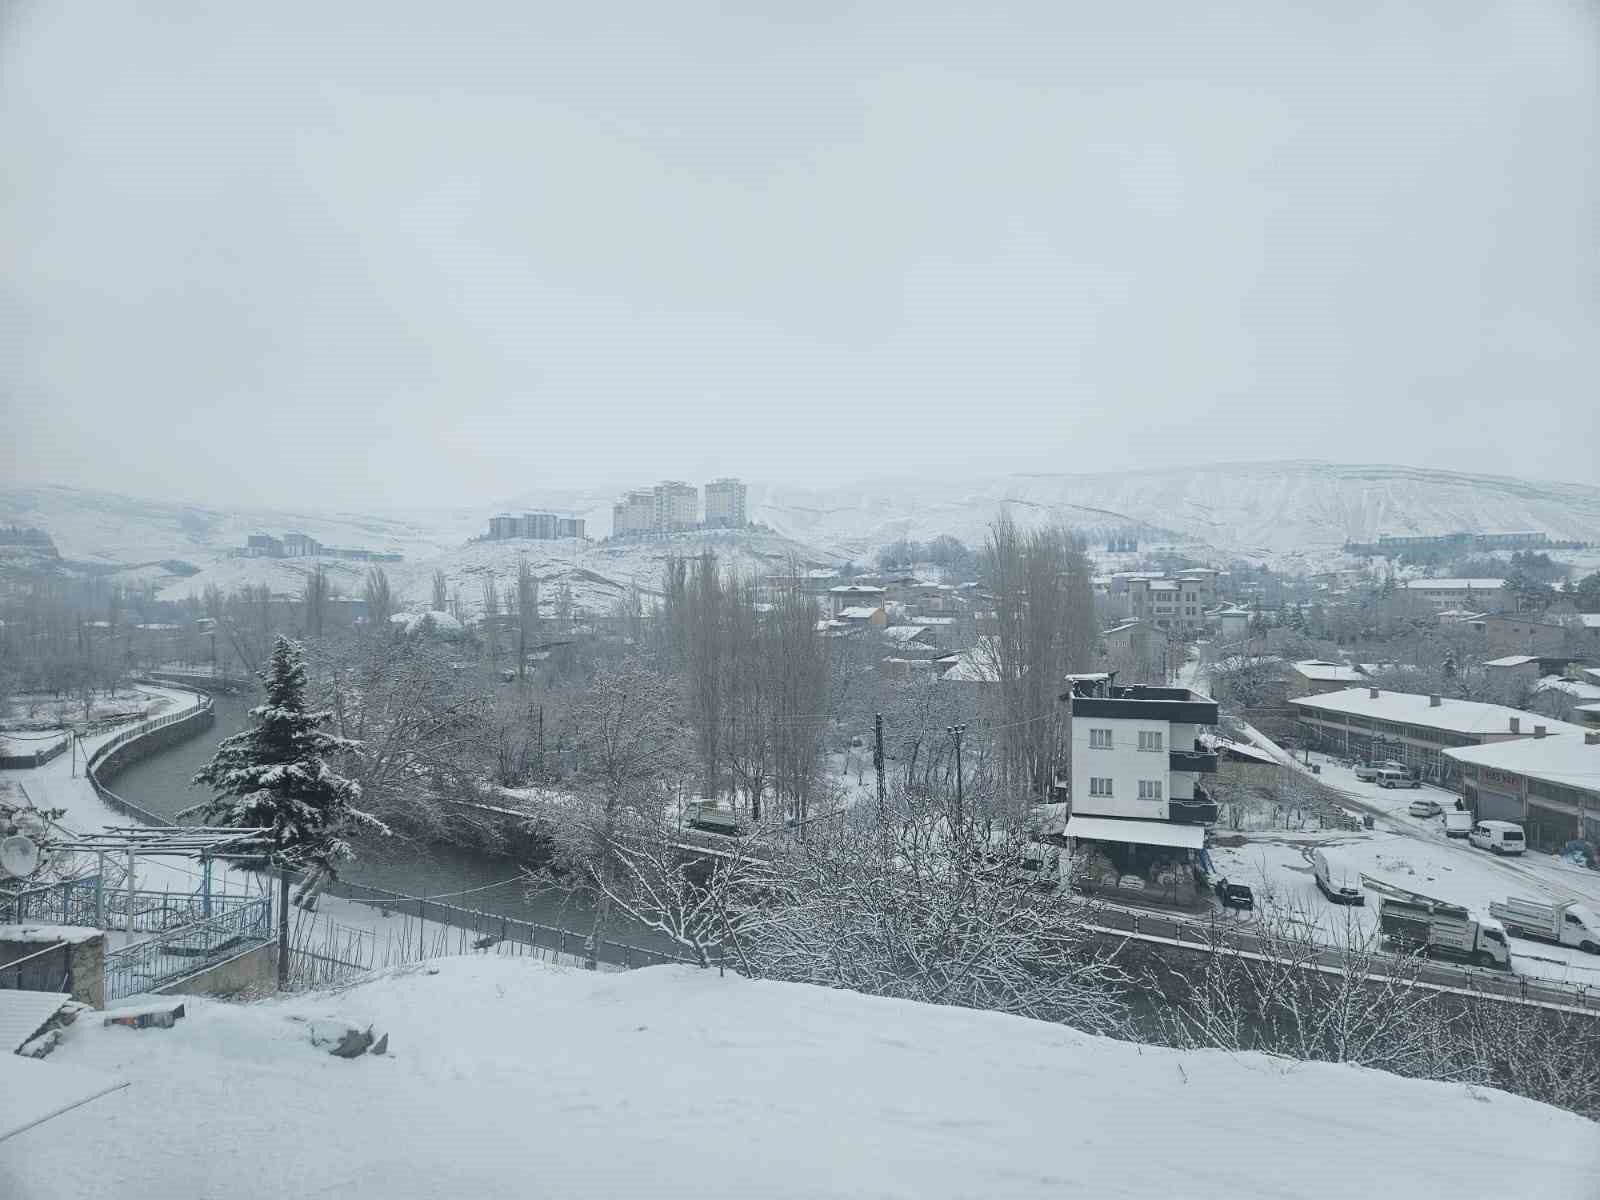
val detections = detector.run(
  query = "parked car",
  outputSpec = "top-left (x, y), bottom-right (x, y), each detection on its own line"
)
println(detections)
top-left (1312, 850), bottom-right (1364, 905)
top-left (1408, 798), bottom-right (1442, 818)
top-left (1443, 811), bottom-right (1473, 838)
top-left (1215, 878), bottom-right (1254, 910)
top-left (1468, 820), bottom-right (1525, 856)
top-left (1377, 768), bottom-right (1419, 789)
top-left (1353, 763), bottom-right (1380, 782)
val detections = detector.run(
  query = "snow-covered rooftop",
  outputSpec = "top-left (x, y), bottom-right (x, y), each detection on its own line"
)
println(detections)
top-left (939, 641), bottom-right (1000, 683)
top-left (1291, 688), bottom-right (1591, 739)
top-left (881, 625), bottom-right (928, 644)
top-left (1401, 578), bottom-right (1506, 591)
top-left (837, 606), bottom-right (881, 620)
top-left (1444, 734), bottom-right (1600, 794)
top-left (1577, 613), bottom-right (1600, 629)
top-left (1291, 660), bottom-right (1365, 683)
top-left (1484, 655), bottom-right (1540, 668)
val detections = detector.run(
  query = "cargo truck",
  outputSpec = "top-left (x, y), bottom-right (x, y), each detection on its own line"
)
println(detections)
top-left (1487, 898), bottom-right (1600, 954)
top-left (1363, 876), bottom-right (1512, 970)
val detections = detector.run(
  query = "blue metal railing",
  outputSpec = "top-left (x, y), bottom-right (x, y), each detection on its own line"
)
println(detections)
top-left (104, 888), bottom-right (260, 934)
top-left (103, 896), bottom-right (272, 1001)
top-left (0, 875), bottom-right (102, 926)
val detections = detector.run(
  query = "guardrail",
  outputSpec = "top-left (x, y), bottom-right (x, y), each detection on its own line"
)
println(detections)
top-left (85, 686), bottom-right (215, 828)
top-left (103, 895), bottom-right (272, 1002)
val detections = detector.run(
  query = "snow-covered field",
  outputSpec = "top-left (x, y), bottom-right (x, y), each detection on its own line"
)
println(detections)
top-left (1209, 751), bottom-right (1600, 987)
top-left (5, 955), bottom-right (1597, 1200)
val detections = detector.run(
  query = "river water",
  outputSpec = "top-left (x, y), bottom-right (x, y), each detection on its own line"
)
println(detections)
top-left (108, 695), bottom-right (648, 939)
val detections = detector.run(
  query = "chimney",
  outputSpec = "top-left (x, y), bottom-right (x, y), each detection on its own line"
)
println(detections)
top-left (1369, 688), bottom-right (1380, 699)
top-left (1534, 725), bottom-right (1547, 739)
top-left (1509, 717), bottom-right (1520, 734)
top-left (1429, 694), bottom-right (1441, 708)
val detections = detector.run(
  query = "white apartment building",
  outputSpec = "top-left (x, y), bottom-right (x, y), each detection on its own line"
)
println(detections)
top-left (1065, 677), bottom-right (1220, 844)
top-left (611, 490), bottom-right (656, 536)
top-left (703, 477), bottom-right (748, 527)
top-left (1401, 578), bottom-right (1508, 612)
top-left (1128, 570), bottom-right (1217, 634)
top-left (654, 481), bottom-right (699, 531)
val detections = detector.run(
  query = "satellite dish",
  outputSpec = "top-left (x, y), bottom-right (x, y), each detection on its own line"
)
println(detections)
top-left (0, 835), bottom-right (41, 879)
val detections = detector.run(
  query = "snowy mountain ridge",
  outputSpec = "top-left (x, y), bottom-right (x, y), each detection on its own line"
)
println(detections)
top-left (746, 460), bottom-right (1600, 565)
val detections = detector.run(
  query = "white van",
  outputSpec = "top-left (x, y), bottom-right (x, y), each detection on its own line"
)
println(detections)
top-left (1312, 850), bottom-right (1364, 906)
top-left (1376, 768), bottom-right (1418, 790)
top-left (1444, 811), bottom-right (1473, 838)
top-left (1468, 820), bottom-right (1525, 856)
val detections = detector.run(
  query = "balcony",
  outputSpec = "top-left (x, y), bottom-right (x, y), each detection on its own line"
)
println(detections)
top-left (1169, 783), bottom-right (1218, 825)
top-left (1169, 748), bottom-right (1218, 774)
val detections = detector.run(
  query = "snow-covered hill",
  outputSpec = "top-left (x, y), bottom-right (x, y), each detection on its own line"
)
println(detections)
top-left (0, 485), bottom-right (842, 619)
top-left (7, 957), bottom-right (1595, 1199)
top-left (751, 461), bottom-right (1600, 567)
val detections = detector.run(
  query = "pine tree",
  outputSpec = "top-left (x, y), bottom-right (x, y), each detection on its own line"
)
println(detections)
top-left (191, 635), bottom-right (387, 908)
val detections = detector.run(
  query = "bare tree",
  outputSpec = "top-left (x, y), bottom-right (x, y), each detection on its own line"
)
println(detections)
top-left (530, 656), bottom-right (692, 966)
top-left (302, 565), bottom-right (330, 639)
top-left (514, 560), bottom-right (539, 681)
top-left (732, 793), bottom-right (1127, 1031)
top-left (431, 568), bottom-right (449, 612)
top-left (480, 573), bottom-right (500, 665)
top-left (363, 566), bottom-right (394, 632)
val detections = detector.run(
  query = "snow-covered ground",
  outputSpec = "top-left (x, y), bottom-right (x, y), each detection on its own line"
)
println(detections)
top-left (1208, 749), bottom-right (1600, 986)
top-left (5, 955), bottom-right (1597, 1199)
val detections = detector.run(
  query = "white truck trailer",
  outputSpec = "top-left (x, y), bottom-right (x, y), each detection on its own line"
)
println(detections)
top-left (1363, 876), bottom-right (1512, 970)
top-left (1487, 897), bottom-right (1600, 954)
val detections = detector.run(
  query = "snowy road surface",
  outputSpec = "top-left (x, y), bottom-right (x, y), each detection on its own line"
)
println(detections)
top-left (4, 957), bottom-right (1597, 1200)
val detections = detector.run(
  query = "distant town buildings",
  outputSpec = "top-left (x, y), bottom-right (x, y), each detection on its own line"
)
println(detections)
top-left (241, 533), bottom-right (401, 562)
top-left (1345, 530), bottom-right (1552, 556)
top-left (1127, 568), bottom-right (1220, 634)
top-left (484, 512), bottom-right (586, 541)
top-left (703, 478), bottom-right (748, 528)
top-left (609, 478), bottom-right (748, 538)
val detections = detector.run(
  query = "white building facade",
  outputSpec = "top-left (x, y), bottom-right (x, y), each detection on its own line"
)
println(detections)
top-left (703, 478), bottom-right (747, 527)
top-left (1066, 679), bottom-right (1220, 829)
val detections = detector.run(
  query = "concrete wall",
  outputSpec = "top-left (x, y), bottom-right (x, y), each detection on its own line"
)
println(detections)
top-left (91, 704), bottom-right (215, 785)
top-left (157, 941), bottom-right (277, 999)
top-left (0, 932), bottom-right (105, 1008)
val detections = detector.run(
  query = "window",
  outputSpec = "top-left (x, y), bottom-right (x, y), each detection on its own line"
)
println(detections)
top-left (1138, 780), bottom-right (1163, 801)
top-left (1089, 728), bottom-right (1113, 749)
top-left (1138, 730), bottom-right (1163, 752)
top-left (1089, 777), bottom-right (1114, 797)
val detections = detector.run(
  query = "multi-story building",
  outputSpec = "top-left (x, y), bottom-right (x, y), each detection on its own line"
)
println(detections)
top-left (282, 532), bottom-right (322, 557)
top-left (486, 512), bottom-right (584, 541)
top-left (703, 478), bottom-right (748, 528)
top-left (246, 534), bottom-right (284, 557)
top-left (1400, 578), bottom-right (1508, 613)
top-left (1066, 678), bottom-right (1220, 834)
top-left (1128, 572), bottom-right (1214, 634)
top-left (653, 481), bottom-right (699, 531)
top-left (612, 490), bottom-right (656, 536)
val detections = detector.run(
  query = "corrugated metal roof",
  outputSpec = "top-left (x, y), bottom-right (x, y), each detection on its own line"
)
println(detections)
top-left (0, 989), bottom-right (71, 1052)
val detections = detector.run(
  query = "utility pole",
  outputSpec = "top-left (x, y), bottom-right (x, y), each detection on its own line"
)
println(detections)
top-left (947, 724), bottom-right (967, 834)
top-left (873, 713), bottom-right (886, 823)
top-left (277, 868), bottom-right (290, 990)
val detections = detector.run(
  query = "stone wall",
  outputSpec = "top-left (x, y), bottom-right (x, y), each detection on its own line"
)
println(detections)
top-left (0, 930), bottom-right (105, 1008)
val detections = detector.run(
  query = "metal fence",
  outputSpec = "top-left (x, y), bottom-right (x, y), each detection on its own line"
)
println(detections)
top-left (0, 735), bottom-right (70, 770)
top-left (85, 689), bottom-right (215, 827)
top-left (278, 873), bottom-right (699, 992)
top-left (104, 887), bottom-right (262, 935)
top-left (0, 875), bottom-right (102, 926)
top-left (103, 895), bottom-right (273, 1002)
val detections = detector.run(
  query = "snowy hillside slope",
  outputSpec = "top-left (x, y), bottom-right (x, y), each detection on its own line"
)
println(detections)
top-left (8, 957), bottom-right (1596, 1199)
top-left (0, 486), bottom-right (840, 617)
top-left (752, 461), bottom-right (1600, 565)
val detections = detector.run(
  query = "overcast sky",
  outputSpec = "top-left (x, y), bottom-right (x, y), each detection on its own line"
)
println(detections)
top-left (3, 2), bottom-right (1597, 509)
